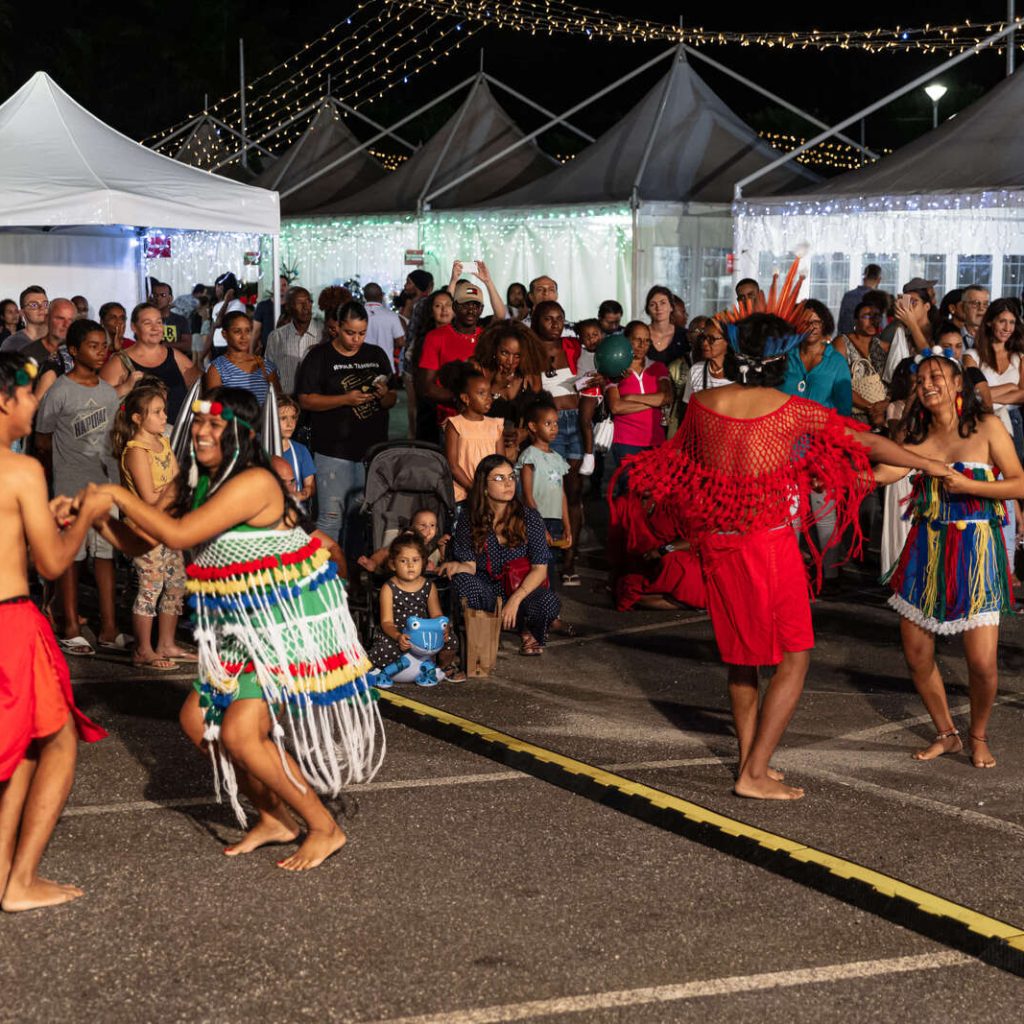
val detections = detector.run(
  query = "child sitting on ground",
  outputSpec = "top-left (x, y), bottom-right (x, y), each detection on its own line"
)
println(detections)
top-left (516, 398), bottom-right (572, 566)
top-left (278, 395), bottom-right (315, 512)
top-left (366, 533), bottom-right (463, 681)
top-left (0, 352), bottom-right (110, 911)
top-left (112, 383), bottom-right (192, 671)
top-left (358, 507), bottom-right (449, 576)
top-left (440, 360), bottom-right (503, 507)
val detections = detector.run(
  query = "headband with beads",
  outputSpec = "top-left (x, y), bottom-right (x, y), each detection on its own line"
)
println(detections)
top-left (192, 399), bottom-right (255, 433)
top-left (14, 358), bottom-right (38, 387)
top-left (910, 345), bottom-right (961, 373)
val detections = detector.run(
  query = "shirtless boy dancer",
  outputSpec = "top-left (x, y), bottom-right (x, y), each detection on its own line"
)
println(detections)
top-left (0, 354), bottom-right (110, 911)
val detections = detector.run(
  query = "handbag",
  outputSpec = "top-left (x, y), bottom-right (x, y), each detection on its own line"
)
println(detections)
top-left (593, 417), bottom-right (614, 453)
top-left (844, 339), bottom-right (887, 405)
top-left (485, 549), bottom-right (548, 598)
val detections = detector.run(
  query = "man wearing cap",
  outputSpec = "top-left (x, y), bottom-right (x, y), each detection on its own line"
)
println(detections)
top-left (837, 264), bottom-right (882, 336)
top-left (416, 281), bottom-right (485, 434)
top-left (958, 284), bottom-right (990, 350)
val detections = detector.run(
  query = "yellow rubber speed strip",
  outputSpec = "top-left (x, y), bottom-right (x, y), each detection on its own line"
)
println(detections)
top-left (378, 689), bottom-right (1024, 956)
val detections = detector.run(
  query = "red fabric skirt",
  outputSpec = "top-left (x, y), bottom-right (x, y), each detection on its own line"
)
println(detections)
top-left (0, 599), bottom-right (106, 780)
top-left (615, 550), bottom-right (706, 611)
top-left (700, 527), bottom-right (813, 667)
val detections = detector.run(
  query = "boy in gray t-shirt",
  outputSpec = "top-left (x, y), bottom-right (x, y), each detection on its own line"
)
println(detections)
top-left (35, 321), bottom-right (125, 655)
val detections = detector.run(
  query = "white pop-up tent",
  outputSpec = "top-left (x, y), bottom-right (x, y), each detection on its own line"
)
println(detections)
top-left (0, 72), bottom-right (280, 316)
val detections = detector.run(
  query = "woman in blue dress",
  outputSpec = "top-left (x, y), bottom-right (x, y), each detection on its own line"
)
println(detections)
top-left (204, 310), bottom-right (280, 406)
top-left (875, 346), bottom-right (1024, 768)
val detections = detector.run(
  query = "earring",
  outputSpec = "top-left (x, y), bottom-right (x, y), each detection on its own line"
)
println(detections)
top-left (955, 393), bottom-right (964, 418)
top-left (188, 441), bottom-right (199, 489)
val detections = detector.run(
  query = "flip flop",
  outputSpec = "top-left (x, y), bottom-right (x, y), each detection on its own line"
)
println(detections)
top-left (132, 656), bottom-right (178, 672)
top-left (97, 633), bottom-right (134, 651)
top-left (561, 573), bottom-right (581, 587)
top-left (159, 649), bottom-right (199, 662)
top-left (58, 635), bottom-right (95, 657)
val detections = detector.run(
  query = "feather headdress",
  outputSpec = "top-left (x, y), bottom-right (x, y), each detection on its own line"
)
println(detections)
top-left (717, 260), bottom-right (808, 361)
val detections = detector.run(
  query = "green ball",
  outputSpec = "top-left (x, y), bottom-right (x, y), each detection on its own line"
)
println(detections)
top-left (594, 332), bottom-right (633, 380)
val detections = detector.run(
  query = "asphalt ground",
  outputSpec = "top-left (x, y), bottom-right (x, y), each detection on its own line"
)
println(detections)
top-left (4, 550), bottom-right (1024, 1024)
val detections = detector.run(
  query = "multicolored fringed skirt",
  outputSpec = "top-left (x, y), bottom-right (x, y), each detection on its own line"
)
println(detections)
top-left (885, 464), bottom-right (1013, 635)
top-left (186, 527), bottom-right (385, 824)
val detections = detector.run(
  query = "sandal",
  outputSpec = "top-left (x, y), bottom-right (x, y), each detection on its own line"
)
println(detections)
top-left (969, 733), bottom-right (997, 769)
top-left (561, 572), bottom-right (581, 587)
top-left (132, 655), bottom-right (178, 672)
top-left (58, 635), bottom-right (95, 657)
top-left (551, 619), bottom-right (577, 637)
top-left (519, 635), bottom-right (544, 657)
top-left (444, 668), bottom-right (467, 682)
top-left (97, 633), bottom-right (134, 651)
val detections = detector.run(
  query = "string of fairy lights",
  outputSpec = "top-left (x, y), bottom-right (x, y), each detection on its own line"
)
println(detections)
top-left (758, 132), bottom-right (893, 171)
top-left (147, 1), bottom-right (1022, 172)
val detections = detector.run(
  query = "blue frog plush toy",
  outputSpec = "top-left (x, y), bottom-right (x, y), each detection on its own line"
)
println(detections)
top-left (369, 615), bottom-right (449, 689)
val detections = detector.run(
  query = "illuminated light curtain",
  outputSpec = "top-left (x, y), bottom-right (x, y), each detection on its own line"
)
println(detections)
top-left (421, 205), bottom-right (632, 321)
top-left (145, 231), bottom-right (266, 299)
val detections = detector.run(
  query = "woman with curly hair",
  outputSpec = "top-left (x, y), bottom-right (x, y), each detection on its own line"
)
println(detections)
top-left (440, 454), bottom-right (560, 656)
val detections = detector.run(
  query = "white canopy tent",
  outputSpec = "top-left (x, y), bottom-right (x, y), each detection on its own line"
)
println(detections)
top-left (735, 47), bottom-right (1024, 306)
top-left (0, 72), bottom-right (279, 319)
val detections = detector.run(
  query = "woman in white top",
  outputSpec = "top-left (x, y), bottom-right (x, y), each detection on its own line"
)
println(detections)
top-left (682, 317), bottom-right (731, 403)
top-left (964, 299), bottom-right (1024, 439)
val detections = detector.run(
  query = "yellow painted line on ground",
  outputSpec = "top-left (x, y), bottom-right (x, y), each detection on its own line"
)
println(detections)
top-left (378, 690), bottom-right (1024, 957)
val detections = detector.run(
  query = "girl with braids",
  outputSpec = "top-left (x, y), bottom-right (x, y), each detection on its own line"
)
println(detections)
top-left (110, 383), bottom-right (189, 671)
top-left (440, 454), bottom-right (560, 656)
top-left (617, 266), bottom-right (952, 800)
top-left (95, 387), bottom-right (383, 869)
top-left (876, 348), bottom-right (1024, 769)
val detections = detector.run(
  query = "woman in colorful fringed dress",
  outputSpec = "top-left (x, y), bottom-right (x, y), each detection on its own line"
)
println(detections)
top-left (615, 266), bottom-right (952, 801)
top-left (96, 388), bottom-right (384, 869)
top-left (876, 347), bottom-right (1024, 768)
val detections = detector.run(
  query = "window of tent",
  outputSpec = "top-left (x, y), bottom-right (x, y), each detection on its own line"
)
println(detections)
top-left (957, 254), bottom-right (993, 291)
top-left (757, 251), bottom-right (796, 288)
top-left (1001, 256), bottom-right (1024, 298)
top-left (652, 246), bottom-right (693, 305)
top-left (808, 252), bottom-right (851, 314)
top-left (910, 254), bottom-right (947, 293)
top-left (862, 252), bottom-right (898, 292)
top-left (699, 247), bottom-right (733, 309)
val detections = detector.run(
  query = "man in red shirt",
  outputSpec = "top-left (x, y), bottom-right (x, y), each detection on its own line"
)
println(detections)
top-left (416, 281), bottom-right (485, 427)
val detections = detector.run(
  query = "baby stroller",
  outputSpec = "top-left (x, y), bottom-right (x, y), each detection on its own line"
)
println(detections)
top-left (349, 441), bottom-right (457, 644)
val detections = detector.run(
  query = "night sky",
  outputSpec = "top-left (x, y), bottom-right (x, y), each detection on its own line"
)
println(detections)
top-left (1, 1), bottom-right (1013, 172)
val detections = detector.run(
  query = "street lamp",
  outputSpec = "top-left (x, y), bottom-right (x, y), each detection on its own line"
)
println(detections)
top-left (924, 83), bottom-right (948, 129)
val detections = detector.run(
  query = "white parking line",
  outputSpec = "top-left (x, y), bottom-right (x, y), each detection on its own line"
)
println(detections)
top-left (360, 952), bottom-right (973, 1024)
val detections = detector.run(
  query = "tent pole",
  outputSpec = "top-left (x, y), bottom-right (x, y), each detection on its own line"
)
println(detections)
top-left (208, 100), bottom-right (320, 171)
top-left (423, 46), bottom-right (677, 207)
top-left (417, 76), bottom-right (480, 214)
top-left (681, 44), bottom-right (879, 161)
top-left (332, 99), bottom-right (417, 151)
top-left (272, 233), bottom-right (281, 329)
top-left (154, 114), bottom-right (204, 152)
top-left (1010, 0), bottom-right (1017, 76)
top-left (633, 46), bottom-right (681, 197)
top-left (484, 74), bottom-right (596, 143)
top-left (280, 75), bottom-right (479, 200)
top-left (630, 191), bottom-right (640, 320)
top-left (207, 116), bottom-right (275, 158)
top-left (734, 17), bottom-right (1023, 199)
top-left (239, 38), bottom-right (248, 173)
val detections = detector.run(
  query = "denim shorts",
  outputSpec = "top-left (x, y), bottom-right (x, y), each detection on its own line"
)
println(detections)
top-left (551, 408), bottom-right (583, 462)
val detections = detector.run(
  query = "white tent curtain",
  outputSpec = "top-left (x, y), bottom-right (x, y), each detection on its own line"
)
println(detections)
top-left (0, 231), bottom-right (140, 319)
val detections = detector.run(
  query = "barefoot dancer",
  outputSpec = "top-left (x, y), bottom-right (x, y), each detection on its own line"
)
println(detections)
top-left (0, 354), bottom-right (109, 912)
top-left (97, 388), bottom-right (384, 869)
top-left (616, 270), bottom-right (950, 800)
top-left (876, 347), bottom-right (1024, 768)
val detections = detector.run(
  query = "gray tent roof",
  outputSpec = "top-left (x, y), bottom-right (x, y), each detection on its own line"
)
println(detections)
top-left (484, 50), bottom-right (818, 208)
top-left (319, 77), bottom-right (556, 215)
top-left (796, 68), bottom-right (1024, 199)
top-left (254, 101), bottom-right (386, 214)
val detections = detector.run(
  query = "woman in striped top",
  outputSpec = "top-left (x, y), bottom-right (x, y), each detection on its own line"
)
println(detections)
top-left (204, 310), bottom-right (280, 406)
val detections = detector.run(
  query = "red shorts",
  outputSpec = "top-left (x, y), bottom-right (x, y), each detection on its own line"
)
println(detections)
top-left (0, 598), bottom-right (106, 780)
top-left (700, 527), bottom-right (813, 667)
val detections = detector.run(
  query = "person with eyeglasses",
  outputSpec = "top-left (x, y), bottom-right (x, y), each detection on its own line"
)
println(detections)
top-left (440, 454), bottom-right (562, 658)
top-left (0, 286), bottom-right (49, 353)
top-left (958, 284), bottom-right (990, 350)
top-left (780, 299), bottom-right (852, 592)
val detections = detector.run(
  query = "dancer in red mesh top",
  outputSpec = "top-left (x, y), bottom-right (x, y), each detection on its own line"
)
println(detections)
top-left (617, 268), bottom-right (951, 799)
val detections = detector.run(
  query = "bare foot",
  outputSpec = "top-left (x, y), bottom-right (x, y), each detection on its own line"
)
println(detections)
top-left (276, 826), bottom-right (346, 871)
top-left (2, 877), bottom-right (85, 912)
top-left (738, 762), bottom-right (785, 782)
top-left (912, 732), bottom-right (963, 762)
top-left (734, 776), bottom-right (805, 800)
top-left (970, 735), bottom-right (997, 769)
top-left (224, 813), bottom-right (301, 856)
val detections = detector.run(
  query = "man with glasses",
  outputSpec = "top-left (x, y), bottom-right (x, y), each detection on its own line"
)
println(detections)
top-left (0, 286), bottom-right (49, 353)
top-left (958, 284), bottom-right (990, 350)
top-left (22, 299), bottom-right (76, 371)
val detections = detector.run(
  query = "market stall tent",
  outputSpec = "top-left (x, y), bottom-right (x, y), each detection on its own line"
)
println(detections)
top-left (0, 71), bottom-right (279, 314)
top-left (734, 66), bottom-right (1024, 306)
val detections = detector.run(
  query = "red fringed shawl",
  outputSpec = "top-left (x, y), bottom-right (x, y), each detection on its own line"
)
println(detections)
top-left (616, 395), bottom-right (875, 586)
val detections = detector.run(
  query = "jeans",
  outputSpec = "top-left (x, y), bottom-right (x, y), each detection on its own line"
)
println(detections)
top-left (314, 453), bottom-right (366, 561)
top-left (608, 442), bottom-right (647, 498)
